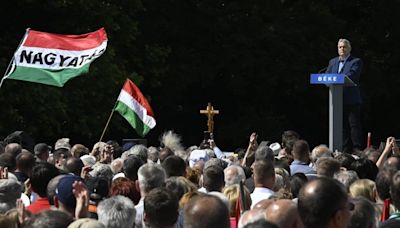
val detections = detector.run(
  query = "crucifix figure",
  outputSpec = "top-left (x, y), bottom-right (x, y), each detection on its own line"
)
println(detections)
top-left (200, 102), bottom-right (219, 133)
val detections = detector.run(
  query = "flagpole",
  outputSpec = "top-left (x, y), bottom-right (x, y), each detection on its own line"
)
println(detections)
top-left (0, 28), bottom-right (30, 89)
top-left (99, 101), bottom-right (118, 142)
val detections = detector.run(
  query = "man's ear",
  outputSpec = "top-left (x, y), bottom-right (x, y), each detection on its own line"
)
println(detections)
top-left (54, 196), bottom-right (59, 208)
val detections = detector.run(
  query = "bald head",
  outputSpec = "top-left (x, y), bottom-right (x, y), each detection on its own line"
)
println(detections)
top-left (184, 194), bottom-right (229, 228)
top-left (298, 178), bottom-right (350, 228)
top-left (265, 199), bottom-right (304, 228)
top-left (253, 199), bottom-right (276, 210)
top-left (5, 143), bottom-right (22, 157)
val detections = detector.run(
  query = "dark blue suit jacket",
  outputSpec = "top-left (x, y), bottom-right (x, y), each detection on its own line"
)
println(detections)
top-left (326, 55), bottom-right (363, 105)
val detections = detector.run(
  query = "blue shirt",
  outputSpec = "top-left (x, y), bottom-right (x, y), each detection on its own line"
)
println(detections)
top-left (290, 160), bottom-right (316, 176)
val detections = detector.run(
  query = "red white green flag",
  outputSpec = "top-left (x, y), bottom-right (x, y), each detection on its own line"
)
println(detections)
top-left (115, 79), bottom-right (156, 137)
top-left (3, 28), bottom-right (107, 87)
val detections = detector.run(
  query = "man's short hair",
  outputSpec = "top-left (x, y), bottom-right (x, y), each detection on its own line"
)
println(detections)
top-left (298, 177), bottom-right (350, 228)
top-left (184, 194), bottom-right (230, 228)
top-left (348, 197), bottom-right (376, 228)
top-left (34, 143), bottom-right (50, 156)
top-left (123, 155), bottom-right (144, 181)
top-left (203, 165), bottom-right (225, 192)
top-left (255, 145), bottom-right (275, 162)
top-left (292, 140), bottom-right (310, 158)
top-left (253, 160), bottom-right (275, 183)
top-left (315, 157), bottom-right (341, 177)
top-left (138, 163), bottom-right (166, 194)
top-left (24, 209), bottom-right (74, 228)
top-left (376, 169), bottom-right (396, 200)
top-left (30, 162), bottom-right (59, 197)
top-left (162, 155), bottom-right (186, 177)
top-left (334, 170), bottom-right (359, 192)
top-left (97, 195), bottom-right (136, 228)
top-left (144, 187), bottom-right (179, 228)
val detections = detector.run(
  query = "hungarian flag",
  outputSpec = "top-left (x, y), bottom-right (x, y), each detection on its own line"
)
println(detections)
top-left (115, 79), bottom-right (156, 137)
top-left (4, 28), bottom-right (107, 87)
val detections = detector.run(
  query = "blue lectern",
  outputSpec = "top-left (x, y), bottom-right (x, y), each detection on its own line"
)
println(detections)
top-left (310, 74), bottom-right (356, 152)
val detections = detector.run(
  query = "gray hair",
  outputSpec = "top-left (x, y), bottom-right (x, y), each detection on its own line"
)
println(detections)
top-left (138, 163), bottom-right (166, 194)
top-left (89, 163), bottom-right (113, 184)
top-left (311, 144), bottom-right (332, 164)
top-left (224, 165), bottom-right (246, 186)
top-left (334, 170), bottom-right (359, 191)
top-left (97, 195), bottom-right (136, 228)
top-left (238, 209), bottom-right (267, 228)
top-left (0, 179), bottom-right (21, 213)
top-left (204, 158), bottom-right (228, 170)
top-left (147, 146), bottom-right (159, 163)
top-left (338, 38), bottom-right (351, 48)
top-left (122, 145), bottom-right (148, 163)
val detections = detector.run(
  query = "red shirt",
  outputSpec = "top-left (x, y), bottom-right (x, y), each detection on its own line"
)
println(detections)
top-left (27, 197), bottom-right (51, 214)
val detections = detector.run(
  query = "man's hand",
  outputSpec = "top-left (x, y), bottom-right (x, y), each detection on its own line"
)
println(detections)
top-left (73, 180), bottom-right (89, 219)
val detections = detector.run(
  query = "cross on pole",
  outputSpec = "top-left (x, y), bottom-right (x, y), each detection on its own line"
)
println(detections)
top-left (200, 102), bottom-right (219, 133)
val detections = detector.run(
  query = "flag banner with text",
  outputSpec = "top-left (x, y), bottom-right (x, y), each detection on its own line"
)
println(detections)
top-left (5, 28), bottom-right (107, 87)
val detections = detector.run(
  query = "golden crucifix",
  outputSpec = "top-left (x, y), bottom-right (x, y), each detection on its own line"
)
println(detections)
top-left (200, 102), bottom-right (219, 133)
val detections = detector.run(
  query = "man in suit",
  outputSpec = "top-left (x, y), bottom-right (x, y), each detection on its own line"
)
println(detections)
top-left (326, 38), bottom-right (363, 153)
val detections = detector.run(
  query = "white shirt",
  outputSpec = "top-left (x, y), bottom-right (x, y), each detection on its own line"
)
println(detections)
top-left (250, 187), bottom-right (275, 208)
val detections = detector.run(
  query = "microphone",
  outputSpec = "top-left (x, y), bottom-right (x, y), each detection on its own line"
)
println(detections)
top-left (318, 67), bottom-right (327, 73)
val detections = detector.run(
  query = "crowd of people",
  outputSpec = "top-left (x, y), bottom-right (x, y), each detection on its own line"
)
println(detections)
top-left (0, 129), bottom-right (400, 228)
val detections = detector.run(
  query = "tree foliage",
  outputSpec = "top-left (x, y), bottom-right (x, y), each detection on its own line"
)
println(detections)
top-left (0, 0), bottom-right (399, 149)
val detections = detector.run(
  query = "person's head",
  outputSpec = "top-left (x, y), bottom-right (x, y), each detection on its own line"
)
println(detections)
top-left (55, 175), bottom-right (83, 214)
top-left (315, 157), bottom-right (341, 177)
top-left (0, 179), bottom-right (21, 213)
top-left (0, 152), bottom-right (16, 171)
top-left (203, 165), bottom-right (225, 192)
top-left (162, 155), bottom-right (186, 177)
top-left (67, 218), bottom-right (105, 228)
top-left (281, 130), bottom-right (300, 152)
top-left (349, 158), bottom-right (378, 181)
top-left (110, 177), bottom-right (140, 205)
top-left (390, 171), bottom-right (400, 210)
top-left (238, 209), bottom-right (267, 228)
top-left (375, 169), bottom-right (396, 201)
top-left (53, 148), bottom-right (71, 171)
top-left (97, 195), bottom-right (136, 228)
top-left (311, 144), bottom-right (332, 164)
top-left (123, 155), bottom-right (144, 181)
top-left (15, 151), bottom-right (35, 175)
top-left (204, 158), bottom-right (228, 170)
top-left (34, 143), bottom-right (50, 162)
top-left (224, 165), bottom-right (246, 186)
top-left (65, 157), bottom-right (84, 176)
top-left (86, 177), bottom-right (109, 203)
top-left (55, 138), bottom-right (71, 151)
top-left (289, 172), bottom-right (308, 198)
top-left (184, 194), bottom-right (230, 228)
top-left (30, 162), bottom-right (59, 197)
top-left (144, 187), bottom-right (179, 228)
top-left (255, 145), bottom-right (275, 162)
top-left (223, 184), bottom-right (252, 217)
top-left (163, 176), bottom-right (197, 201)
top-left (384, 156), bottom-right (400, 171)
top-left (364, 148), bottom-right (380, 164)
top-left (47, 175), bottom-right (66, 205)
top-left (334, 170), bottom-right (359, 192)
top-left (127, 144), bottom-right (148, 164)
top-left (348, 197), bottom-right (377, 228)
top-left (5, 143), bottom-right (22, 157)
top-left (338, 38), bottom-right (352, 58)
top-left (24, 210), bottom-right (74, 228)
top-left (138, 163), bottom-right (166, 196)
top-left (253, 160), bottom-right (275, 189)
top-left (265, 199), bottom-right (304, 228)
top-left (349, 179), bottom-right (376, 202)
top-left (292, 140), bottom-right (310, 162)
top-left (147, 146), bottom-right (159, 163)
top-left (70, 144), bottom-right (89, 158)
top-left (89, 163), bottom-right (113, 186)
top-left (298, 177), bottom-right (353, 228)
top-left (110, 158), bottom-right (123, 174)
top-left (335, 152), bottom-right (356, 170)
